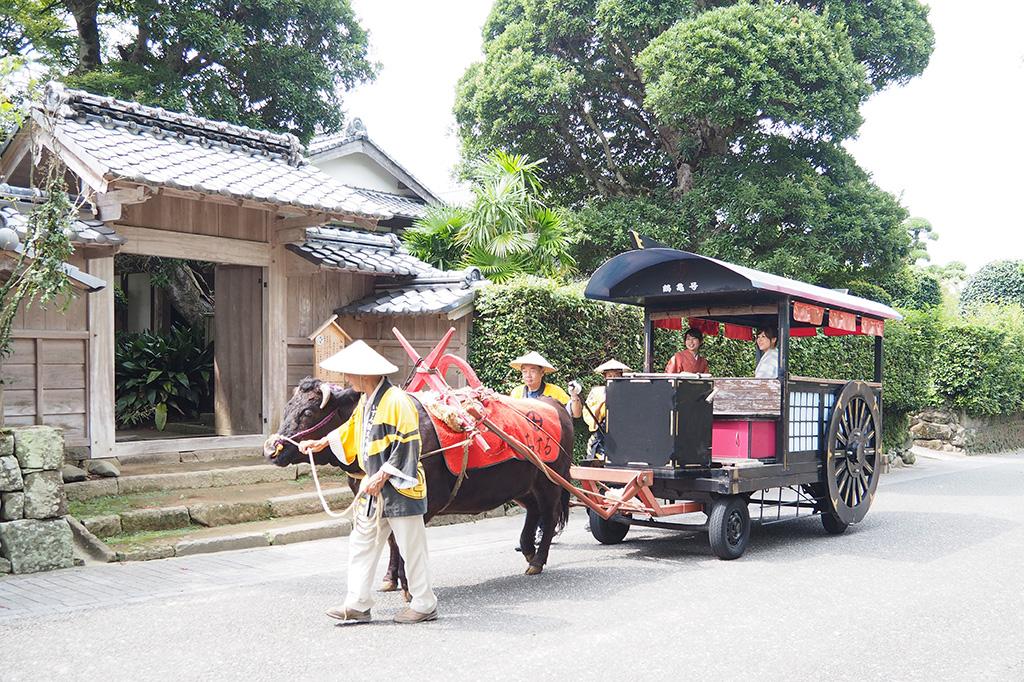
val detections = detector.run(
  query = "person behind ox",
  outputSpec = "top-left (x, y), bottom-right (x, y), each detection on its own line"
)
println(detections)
top-left (753, 326), bottom-right (780, 379)
top-left (299, 340), bottom-right (437, 625)
top-left (508, 350), bottom-right (574, 406)
top-left (508, 350), bottom-right (575, 550)
top-left (578, 359), bottom-right (631, 460)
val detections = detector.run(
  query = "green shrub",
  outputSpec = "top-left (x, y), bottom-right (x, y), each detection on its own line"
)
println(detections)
top-left (960, 260), bottom-right (1024, 310)
top-left (115, 326), bottom-right (213, 429)
top-left (932, 305), bottom-right (1024, 416)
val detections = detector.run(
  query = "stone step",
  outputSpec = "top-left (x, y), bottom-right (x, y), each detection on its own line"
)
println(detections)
top-left (74, 476), bottom-right (355, 538)
top-left (65, 461), bottom-right (336, 501)
top-left (106, 506), bottom-right (517, 562)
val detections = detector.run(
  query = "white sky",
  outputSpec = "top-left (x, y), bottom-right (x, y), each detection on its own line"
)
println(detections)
top-left (344, 0), bottom-right (1024, 272)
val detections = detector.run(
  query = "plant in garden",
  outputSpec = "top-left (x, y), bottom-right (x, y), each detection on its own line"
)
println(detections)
top-left (456, 0), bottom-right (934, 285)
top-left (114, 326), bottom-right (213, 430)
top-left (405, 151), bottom-right (575, 282)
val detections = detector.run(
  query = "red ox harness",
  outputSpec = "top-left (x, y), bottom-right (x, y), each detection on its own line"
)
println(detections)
top-left (424, 393), bottom-right (563, 475)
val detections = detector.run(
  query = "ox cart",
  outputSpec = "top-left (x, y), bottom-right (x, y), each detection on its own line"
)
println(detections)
top-left (565, 244), bottom-right (901, 559)
top-left (396, 244), bottom-right (901, 561)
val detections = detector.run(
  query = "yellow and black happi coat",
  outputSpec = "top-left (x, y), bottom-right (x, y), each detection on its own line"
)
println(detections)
top-left (327, 378), bottom-right (427, 517)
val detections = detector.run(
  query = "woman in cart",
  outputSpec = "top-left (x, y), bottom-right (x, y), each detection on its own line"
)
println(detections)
top-left (664, 327), bottom-right (709, 374)
top-left (753, 326), bottom-right (779, 378)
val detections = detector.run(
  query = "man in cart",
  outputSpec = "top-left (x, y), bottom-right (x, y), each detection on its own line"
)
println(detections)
top-left (298, 340), bottom-right (438, 625)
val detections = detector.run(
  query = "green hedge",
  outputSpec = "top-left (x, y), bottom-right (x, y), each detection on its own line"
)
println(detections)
top-left (468, 279), bottom-right (1023, 454)
top-left (932, 306), bottom-right (1024, 416)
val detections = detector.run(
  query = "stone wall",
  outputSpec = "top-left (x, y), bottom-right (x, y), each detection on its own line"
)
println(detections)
top-left (0, 426), bottom-right (75, 574)
top-left (910, 408), bottom-right (1024, 454)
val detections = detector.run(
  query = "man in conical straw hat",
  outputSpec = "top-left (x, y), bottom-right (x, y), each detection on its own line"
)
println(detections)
top-left (508, 350), bottom-right (575, 407)
top-left (298, 340), bottom-right (437, 625)
top-left (582, 359), bottom-right (631, 460)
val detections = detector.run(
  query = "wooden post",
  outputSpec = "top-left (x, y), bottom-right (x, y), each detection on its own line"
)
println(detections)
top-left (86, 255), bottom-right (115, 459)
top-left (777, 297), bottom-right (790, 468)
top-left (263, 243), bottom-right (288, 435)
top-left (643, 311), bottom-right (654, 373)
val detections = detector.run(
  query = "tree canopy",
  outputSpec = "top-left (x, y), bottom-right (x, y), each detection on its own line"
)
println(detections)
top-left (0, 0), bottom-right (376, 141)
top-left (455, 0), bottom-right (935, 285)
top-left (960, 260), bottom-right (1024, 310)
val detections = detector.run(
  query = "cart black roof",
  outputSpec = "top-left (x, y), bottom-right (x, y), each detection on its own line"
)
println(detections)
top-left (585, 248), bottom-right (902, 321)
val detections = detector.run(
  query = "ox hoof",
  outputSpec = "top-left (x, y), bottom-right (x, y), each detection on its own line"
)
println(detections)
top-left (379, 580), bottom-right (398, 592)
top-left (525, 565), bottom-right (543, 576)
top-left (403, 590), bottom-right (412, 603)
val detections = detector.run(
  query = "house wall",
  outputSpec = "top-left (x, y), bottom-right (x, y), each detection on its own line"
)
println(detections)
top-left (314, 154), bottom-right (415, 196)
top-left (1, 252), bottom-right (92, 446)
top-left (284, 252), bottom-right (376, 395)
top-left (336, 313), bottom-right (473, 389)
top-left (119, 194), bottom-right (270, 242)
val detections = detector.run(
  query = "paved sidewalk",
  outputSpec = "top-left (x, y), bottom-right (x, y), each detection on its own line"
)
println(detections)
top-left (0, 513), bottom-right (517, 623)
top-left (0, 540), bottom-right (340, 622)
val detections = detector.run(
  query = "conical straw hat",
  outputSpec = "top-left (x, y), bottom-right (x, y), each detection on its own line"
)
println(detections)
top-left (509, 350), bottom-right (557, 374)
top-left (319, 340), bottom-right (399, 375)
top-left (593, 359), bottom-right (631, 375)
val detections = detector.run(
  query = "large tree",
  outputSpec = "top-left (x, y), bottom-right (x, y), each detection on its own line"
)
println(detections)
top-left (0, 0), bottom-right (376, 141)
top-left (455, 0), bottom-right (935, 284)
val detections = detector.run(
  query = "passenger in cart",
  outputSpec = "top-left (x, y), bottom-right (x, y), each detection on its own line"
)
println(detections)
top-left (664, 327), bottom-right (710, 374)
top-left (753, 326), bottom-right (780, 378)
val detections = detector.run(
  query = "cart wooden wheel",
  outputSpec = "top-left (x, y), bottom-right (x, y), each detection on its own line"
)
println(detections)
top-left (708, 495), bottom-right (750, 560)
top-left (825, 381), bottom-right (881, 525)
top-left (588, 509), bottom-right (630, 544)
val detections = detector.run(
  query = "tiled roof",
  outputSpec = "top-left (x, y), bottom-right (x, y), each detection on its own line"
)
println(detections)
top-left (37, 83), bottom-right (393, 220)
top-left (0, 243), bottom-right (107, 292)
top-left (337, 269), bottom-right (486, 317)
top-left (307, 120), bottom-right (439, 204)
top-left (307, 130), bottom-right (358, 156)
top-left (351, 187), bottom-right (427, 219)
top-left (0, 184), bottom-right (123, 246)
top-left (286, 226), bottom-right (436, 276)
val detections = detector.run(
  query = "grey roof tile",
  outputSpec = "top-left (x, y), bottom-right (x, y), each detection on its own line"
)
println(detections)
top-left (286, 226), bottom-right (439, 277)
top-left (37, 83), bottom-right (395, 220)
top-left (350, 187), bottom-right (428, 219)
top-left (335, 267), bottom-right (487, 317)
top-left (0, 184), bottom-right (124, 247)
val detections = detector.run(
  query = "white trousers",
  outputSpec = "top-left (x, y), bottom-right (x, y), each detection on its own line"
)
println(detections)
top-left (345, 499), bottom-right (437, 615)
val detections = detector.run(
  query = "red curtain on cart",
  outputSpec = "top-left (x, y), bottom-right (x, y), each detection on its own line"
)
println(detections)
top-left (688, 318), bottom-right (720, 336)
top-left (724, 323), bottom-right (753, 340)
top-left (827, 309), bottom-right (857, 333)
top-left (793, 302), bottom-right (824, 325)
top-left (861, 317), bottom-right (885, 337)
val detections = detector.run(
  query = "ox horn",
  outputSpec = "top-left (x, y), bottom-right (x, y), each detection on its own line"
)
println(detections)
top-left (319, 383), bottom-right (331, 410)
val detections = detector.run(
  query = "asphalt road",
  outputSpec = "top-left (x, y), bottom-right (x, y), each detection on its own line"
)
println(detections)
top-left (2, 453), bottom-right (1023, 681)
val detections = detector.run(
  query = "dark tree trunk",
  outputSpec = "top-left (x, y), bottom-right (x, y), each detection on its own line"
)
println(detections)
top-left (164, 263), bottom-right (214, 328)
top-left (65, 0), bottom-right (102, 72)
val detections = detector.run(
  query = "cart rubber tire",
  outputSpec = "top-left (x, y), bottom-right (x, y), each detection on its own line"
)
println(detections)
top-left (708, 496), bottom-right (750, 560)
top-left (821, 511), bottom-right (849, 535)
top-left (588, 509), bottom-right (629, 544)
